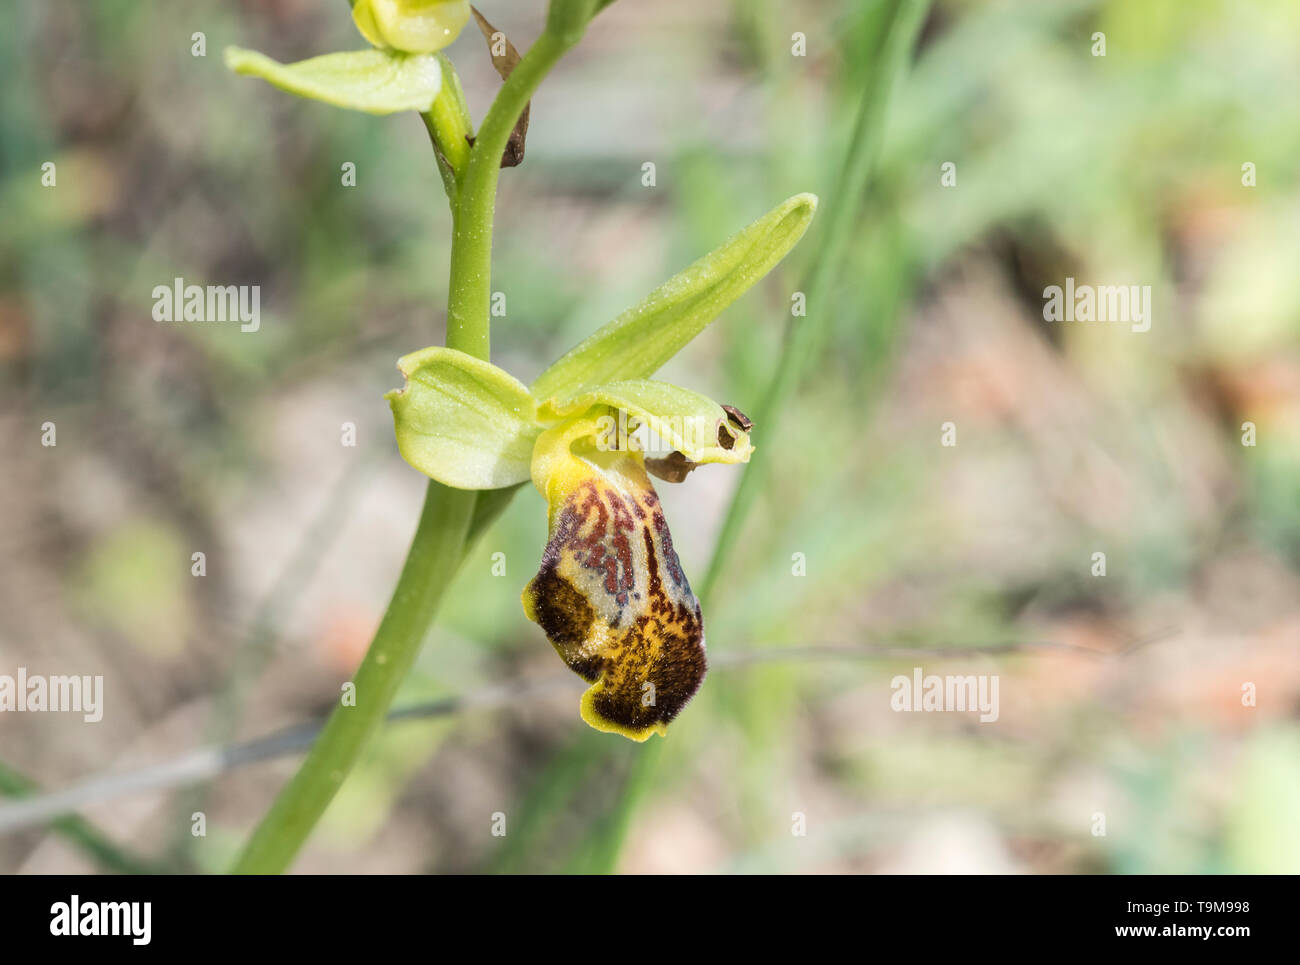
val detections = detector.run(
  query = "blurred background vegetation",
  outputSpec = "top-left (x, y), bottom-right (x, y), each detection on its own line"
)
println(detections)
top-left (2, 0), bottom-right (1298, 873)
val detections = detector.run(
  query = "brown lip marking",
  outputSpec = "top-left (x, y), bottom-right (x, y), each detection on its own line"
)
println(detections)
top-left (526, 565), bottom-right (598, 678)
top-left (584, 524), bottom-right (706, 731)
top-left (524, 465), bottom-right (708, 733)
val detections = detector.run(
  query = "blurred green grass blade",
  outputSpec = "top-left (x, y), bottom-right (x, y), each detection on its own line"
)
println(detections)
top-left (572, 0), bottom-right (933, 877)
top-left (700, 0), bottom-right (932, 606)
top-left (0, 761), bottom-right (165, 875)
top-left (563, 740), bottom-right (663, 874)
top-left (488, 730), bottom-right (610, 874)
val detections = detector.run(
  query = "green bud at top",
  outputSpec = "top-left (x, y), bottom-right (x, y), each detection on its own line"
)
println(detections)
top-left (353, 0), bottom-right (471, 54)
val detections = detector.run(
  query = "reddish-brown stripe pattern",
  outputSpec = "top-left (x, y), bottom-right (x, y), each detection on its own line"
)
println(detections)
top-left (524, 459), bottom-right (707, 733)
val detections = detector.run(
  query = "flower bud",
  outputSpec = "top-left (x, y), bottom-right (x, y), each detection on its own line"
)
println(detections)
top-left (353, 0), bottom-right (471, 54)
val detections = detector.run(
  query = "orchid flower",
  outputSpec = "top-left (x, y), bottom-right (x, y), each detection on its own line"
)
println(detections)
top-left (387, 194), bottom-right (817, 739)
top-left (220, 2), bottom-right (816, 740)
top-left (219, 0), bottom-right (818, 874)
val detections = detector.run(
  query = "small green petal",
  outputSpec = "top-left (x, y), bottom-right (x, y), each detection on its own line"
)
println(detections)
top-left (540, 380), bottom-right (754, 467)
top-left (353, 0), bottom-right (471, 54)
top-left (224, 47), bottom-right (443, 115)
top-left (351, 2), bottom-right (387, 49)
top-left (386, 347), bottom-right (540, 489)
top-left (530, 193), bottom-right (817, 403)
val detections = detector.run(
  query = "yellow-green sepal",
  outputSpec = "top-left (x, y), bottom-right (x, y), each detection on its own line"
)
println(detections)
top-left (540, 379), bottom-right (754, 466)
top-left (530, 193), bottom-right (818, 403)
top-left (386, 347), bottom-right (540, 489)
top-left (352, 0), bottom-right (471, 54)
top-left (224, 47), bottom-right (443, 114)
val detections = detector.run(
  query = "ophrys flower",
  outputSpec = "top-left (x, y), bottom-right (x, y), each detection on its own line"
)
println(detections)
top-left (386, 194), bottom-right (817, 739)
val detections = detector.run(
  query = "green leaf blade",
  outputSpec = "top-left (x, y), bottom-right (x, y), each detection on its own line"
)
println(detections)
top-left (224, 47), bottom-right (443, 115)
top-left (530, 193), bottom-right (818, 403)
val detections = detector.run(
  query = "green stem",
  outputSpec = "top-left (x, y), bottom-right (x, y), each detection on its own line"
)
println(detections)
top-left (445, 27), bottom-right (583, 357)
top-left (232, 61), bottom-right (487, 876)
top-left (231, 7), bottom-right (595, 874)
top-left (232, 483), bottom-right (475, 873)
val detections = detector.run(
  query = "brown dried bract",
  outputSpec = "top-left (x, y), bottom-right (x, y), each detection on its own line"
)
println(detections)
top-left (471, 6), bottom-right (529, 168)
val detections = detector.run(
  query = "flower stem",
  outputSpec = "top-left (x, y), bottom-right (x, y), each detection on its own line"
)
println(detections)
top-left (231, 7), bottom-right (595, 874)
top-left (231, 483), bottom-right (474, 874)
top-left (232, 59), bottom-right (488, 876)
top-left (445, 27), bottom-right (585, 359)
